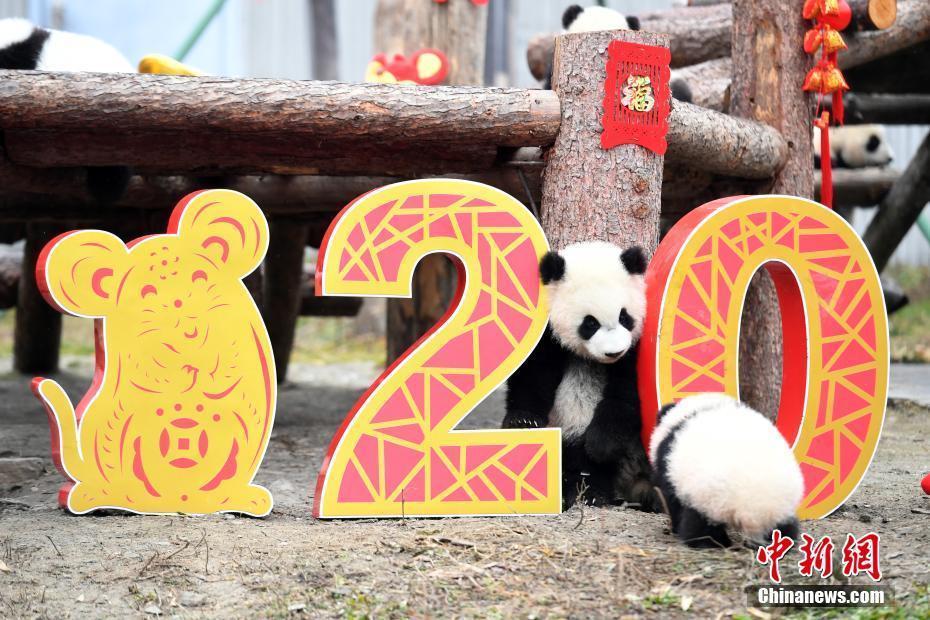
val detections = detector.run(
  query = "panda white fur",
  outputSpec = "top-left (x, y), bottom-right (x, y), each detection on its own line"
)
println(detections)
top-left (814, 124), bottom-right (894, 169)
top-left (557, 4), bottom-right (693, 103)
top-left (649, 394), bottom-right (803, 548)
top-left (0, 18), bottom-right (134, 203)
top-left (504, 241), bottom-right (658, 510)
top-left (0, 18), bottom-right (133, 72)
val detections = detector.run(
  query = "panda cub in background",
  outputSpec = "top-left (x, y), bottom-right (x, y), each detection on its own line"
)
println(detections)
top-left (0, 18), bottom-right (134, 203)
top-left (814, 124), bottom-right (894, 169)
top-left (557, 4), bottom-right (693, 104)
top-left (650, 394), bottom-right (803, 549)
top-left (504, 241), bottom-right (657, 511)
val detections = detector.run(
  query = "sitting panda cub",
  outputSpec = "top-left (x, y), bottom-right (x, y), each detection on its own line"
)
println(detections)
top-left (504, 241), bottom-right (657, 510)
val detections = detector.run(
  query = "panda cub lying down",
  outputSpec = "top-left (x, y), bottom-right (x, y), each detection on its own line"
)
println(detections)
top-left (504, 241), bottom-right (658, 511)
top-left (650, 394), bottom-right (804, 548)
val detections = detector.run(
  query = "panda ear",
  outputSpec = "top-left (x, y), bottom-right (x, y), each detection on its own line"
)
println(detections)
top-left (627, 16), bottom-right (641, 31)
top-left (539, 251), bottom-right (565, 284)
top-left (562, 5), bottom-right (584, 29)
top-left (621, 246), bottom-right (647, 276)
top-left (866, 134), bottom-right (881, 153)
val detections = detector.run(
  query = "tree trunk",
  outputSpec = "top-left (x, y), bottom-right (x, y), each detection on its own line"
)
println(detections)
top-left (374, 0), bottom-right (489, 364)
top-left (261, 219), bottom-right (310, 383)
top-left (310, 0), bottom-right (339, 81)
top-left (14, 223), bottom-right (63, 374)
top-left (863, 131), bottom-right (930, 271)
top-left (730, 0), bottom-right (813, 420)
top-left (541, 29), bottom-right (668, 253)
top-left (832, 93), bottom-right (930, 125)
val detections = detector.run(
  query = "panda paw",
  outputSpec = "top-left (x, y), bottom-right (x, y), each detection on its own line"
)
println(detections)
top-left (584, 431), bottom-right (623, 463)
top-left (501, 412), bottom-right (542, 429)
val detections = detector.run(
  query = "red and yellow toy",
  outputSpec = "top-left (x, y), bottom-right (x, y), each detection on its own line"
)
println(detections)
top-left (365, 49), bottom-right (450, 85)
top-left (33, 190), bottom-right (276, 516)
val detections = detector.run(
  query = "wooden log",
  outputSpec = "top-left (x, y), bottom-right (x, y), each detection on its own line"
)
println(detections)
top-left (673, 57), bottom-right (732, 112)
top-left (376, 0), bottom-right (488, 364)
top-left (817, 167), bottom-right (900, 207)
top-left (524, 3), bottom-right (732, 77)
top-left (832, 93), bottom-right (930, 125)
top-left (14, 223), bottom-right (63, 374)
top-left (667, 101), bottom-right (787, 179)
top-left (863, 131), bottom-right (930, 271)
top-left (730, 0), bottom-right (814, 420)
top-left (0, 72), bottom-right (558, 146)
top-left (850, 0), bottom-right (898, 31)
top-left (845, 41), bottom-right (930, 95)
top-left (681, 0), bottom-right (930, 111)
top-left (541, 29), bottom-right (667, 253)
top-left (261, 219), bottom-right (310, 383)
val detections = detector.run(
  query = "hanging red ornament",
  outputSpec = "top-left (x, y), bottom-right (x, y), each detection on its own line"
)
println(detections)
top-left (803, 0), bottom-right (852, 208)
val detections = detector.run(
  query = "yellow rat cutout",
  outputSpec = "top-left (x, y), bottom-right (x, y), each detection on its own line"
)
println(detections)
top-left (32, 190), bottom-right (276, 516)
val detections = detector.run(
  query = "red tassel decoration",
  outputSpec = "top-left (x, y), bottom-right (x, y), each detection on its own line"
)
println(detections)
top-left (815, 113), bottom-right (833, 209)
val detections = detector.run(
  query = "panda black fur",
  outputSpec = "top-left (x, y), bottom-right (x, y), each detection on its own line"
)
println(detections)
top-left (552, 4), bottom-right (694, 104)
top-left (0, 18), bottom-right (134, 203)
top-left (504, 241), bottom-right (658, 510)
top-left (649, 394), bottom-right (803, 549)
top-left (814, 124), bottom-right (894, 169)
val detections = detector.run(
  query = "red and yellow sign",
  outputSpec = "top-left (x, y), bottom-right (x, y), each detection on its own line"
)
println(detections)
top-left (313, 180), bottom-right (560, 518)
top-left (639, 195), bottom-right (888, 520)
top-left (33, 190), bottom-right (276, 516)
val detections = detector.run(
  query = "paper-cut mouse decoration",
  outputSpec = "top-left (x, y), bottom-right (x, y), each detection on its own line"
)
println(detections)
top-left (32, 190), bottom-right (276, 516)
top-left (365, 49), bottom-right (449, 85)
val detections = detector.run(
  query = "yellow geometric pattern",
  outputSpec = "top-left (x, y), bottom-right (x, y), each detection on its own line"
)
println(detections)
top-left (650, 195), bottom-right (888, 519)
top-left (313, 180), bottom-right (561, 518)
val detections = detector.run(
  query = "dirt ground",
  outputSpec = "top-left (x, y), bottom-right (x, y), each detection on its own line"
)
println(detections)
top-left (1, 361), bottom-right (928, 619)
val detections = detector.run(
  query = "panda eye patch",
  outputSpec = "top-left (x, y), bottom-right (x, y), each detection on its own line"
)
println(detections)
top-left (619, 308), bottom-right (634, 330)
top-left (578, 315), bottom-right (601, 340)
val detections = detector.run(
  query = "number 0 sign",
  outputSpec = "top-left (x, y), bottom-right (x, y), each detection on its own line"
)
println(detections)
top-left (639, 195), bottom-right (889, 519)
top-left (313, 180), bottom-right (561, 518)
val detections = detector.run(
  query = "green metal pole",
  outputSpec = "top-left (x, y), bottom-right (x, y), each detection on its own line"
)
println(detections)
top-left (174, 0), bottom-right (229, 62)
top-left (917, 211), bottom-right (930, 243)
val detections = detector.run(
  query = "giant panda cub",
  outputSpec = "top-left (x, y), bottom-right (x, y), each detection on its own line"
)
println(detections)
top-left (649, 394), bottom-right (803, 549)
top-left (504, 241), bottom-right (657, 511)
top-left (554, 5), bottom-right (694, 104)
top-left (0, 18), bottom-right (134, 203)
top-left (814, 124), bottom-right (894, 169)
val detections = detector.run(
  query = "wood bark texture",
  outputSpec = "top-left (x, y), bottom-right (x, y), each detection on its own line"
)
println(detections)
top-left (0, 73), bottom-right (555, 145)
top-left (541, 29), bottom-right (668, 254)
top-left (375, 0), bottom-right (488, 363)
top-left (730, 0), bottom-right (813, 420)
top-left (14, 223), bottom-right (64, 374)
top-left (863, 131), bottom-right (930, 272)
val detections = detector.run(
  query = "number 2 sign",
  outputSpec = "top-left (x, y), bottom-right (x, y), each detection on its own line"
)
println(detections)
top-left (312, 180), bottom-right (561, 518)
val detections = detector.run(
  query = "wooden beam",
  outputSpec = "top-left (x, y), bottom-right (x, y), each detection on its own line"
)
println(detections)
top-left (833, 93), bottom-right (930, 124)
top-left (0, 72), bottom-right (558, 147)
top-left (850, 0), bottom-right (898, 31)
top-left (13, 223), bottom-right (63, 374)
top-left (863, 131), bottom-right (930, 271)
top-left (817, 167), bottom-right (900, 207)
top-left (541, 29), bottom-right (666, 252)
top-left (729, 0), bottom-right (813, 419)
top-left (261, 220), bottom-right (310, 383)
top-left (0, 76), bottom-right (787, 179)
